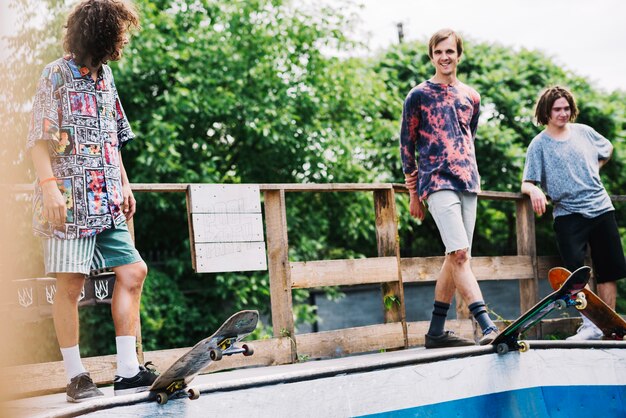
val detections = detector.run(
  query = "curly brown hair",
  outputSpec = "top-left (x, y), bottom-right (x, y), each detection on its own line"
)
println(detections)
top-left (63, 0), bottom-right (140, 67)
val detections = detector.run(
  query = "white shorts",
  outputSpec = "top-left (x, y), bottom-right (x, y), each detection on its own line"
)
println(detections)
top-left (426, 190), bottom-right (477, 255)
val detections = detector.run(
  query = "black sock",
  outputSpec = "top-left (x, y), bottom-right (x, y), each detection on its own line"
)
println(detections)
top-left (427, 301), bottom-right (450, 336)
top-left (469, 300), bottom-right (496, 334)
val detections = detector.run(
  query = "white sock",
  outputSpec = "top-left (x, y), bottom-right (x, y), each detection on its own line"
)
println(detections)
top-left (60, 345), bottom-right (87, 384)
top-left (581, 315), bottom-right (601, 331)
top-left (115, 336), bottom-right (140, 378)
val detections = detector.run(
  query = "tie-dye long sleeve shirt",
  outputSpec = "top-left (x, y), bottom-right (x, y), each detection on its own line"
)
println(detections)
top-left (400, 80), bottom-right (481, 201)
top-left (26, 56), bottom-right (135, 239)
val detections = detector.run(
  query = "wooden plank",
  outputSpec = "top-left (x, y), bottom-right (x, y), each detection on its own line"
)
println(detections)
top-left (290, 257), bottom-right (398, 289)
top-left (188, 184), bottom-right (261, 213)
top-left (393, 185), bottom-right (524, 201)
top-left (186, 186), bottom-right (197, 270)
top-left (296, 323), bottom-right (405, 359)
top-left (191, 213), bottom-right (264, 242)
top-left (259, 183), bottom-right (393, 192)
top-left (516, 199), bottom-right (538, 312)
top-left (374, 190), bottom-right (406, 347)
top-left (4, 338), bottom-right (291, 398)
top-left (537, 255), bottom-right (563, 278)
top-left (131, 183), bottom-right (189, 193)
top-left (14, 183), bottom-right (626, 203)
top-left (263, 190), bottom-right (297, 362)
top-left (194, 242), bottom-right (267, 273)
top-left (401, 255), bottom-right (535, 283)
top-left (142, 337), bottom-right (293, 379)
top-left (187, 184), bottom-right (266, 273)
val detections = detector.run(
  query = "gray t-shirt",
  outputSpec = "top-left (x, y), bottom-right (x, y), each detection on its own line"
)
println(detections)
top-left (522, 123), bottom-right (614, 219)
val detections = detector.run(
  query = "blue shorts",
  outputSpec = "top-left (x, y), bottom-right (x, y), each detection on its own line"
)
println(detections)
top-left (42, 223), bottom-right (143, 276)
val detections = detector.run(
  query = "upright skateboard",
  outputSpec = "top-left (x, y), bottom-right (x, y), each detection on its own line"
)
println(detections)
top-left (549, 267), bottom-right (626, 340)
top-left (492, 266), bottom-right (590, 354)
top-left (149, 310), bottom-right (259, 404)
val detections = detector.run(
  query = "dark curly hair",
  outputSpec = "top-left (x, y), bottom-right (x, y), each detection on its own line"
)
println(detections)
top-left (63, 0), bottom-right (140, 67)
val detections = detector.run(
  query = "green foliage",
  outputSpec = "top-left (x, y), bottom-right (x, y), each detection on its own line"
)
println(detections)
top-left (383, 294), bottom-right (400, 311)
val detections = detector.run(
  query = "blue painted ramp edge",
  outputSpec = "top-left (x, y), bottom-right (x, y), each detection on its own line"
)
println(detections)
top-left (358, 385), bottom-right (626, 418)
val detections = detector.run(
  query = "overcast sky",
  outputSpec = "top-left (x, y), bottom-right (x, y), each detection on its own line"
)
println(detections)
top-left (2, 0), bottom-right (624, 92)
top-left (351, 0), bottom-right (625, 92)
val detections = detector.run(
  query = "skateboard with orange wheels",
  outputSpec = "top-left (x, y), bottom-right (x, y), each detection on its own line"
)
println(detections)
top-left (149, 310), bottom-right (258, 404)
top-left (549, 267), bottom-right (626, 340)
top-left (492, 266), bottom-right (590, 354)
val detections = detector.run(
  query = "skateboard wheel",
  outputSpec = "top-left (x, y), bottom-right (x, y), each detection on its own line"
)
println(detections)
top-left (519, 341), bottom-right (530, 352)
top-left (555, 299), bottom-right (566, 310)
top-left (188, 388), bottom-right (200, 400)
top-left (242, 343), bottom-right (254, 356)
top-left (210, 348), bottom-right (223, 361)
top-left (156, 392), bottom-right (168, 405)
top-left (575, 293), bottom-right (587, 310)
top-left (496, 343), bottom-right (509, 355)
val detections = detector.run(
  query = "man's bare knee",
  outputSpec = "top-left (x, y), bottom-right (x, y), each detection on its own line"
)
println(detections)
top-left (451, 249), bottom-right (469, 266)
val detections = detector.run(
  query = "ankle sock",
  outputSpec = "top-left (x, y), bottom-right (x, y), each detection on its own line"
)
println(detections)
top-left (115, 336), bottom-right (140, 378)
top-left (427, 301), bottom-right (450, 336)
top-left (469, 300), bottom-right (497, 334)
top-left (60, 345), bottom-right (87, 383)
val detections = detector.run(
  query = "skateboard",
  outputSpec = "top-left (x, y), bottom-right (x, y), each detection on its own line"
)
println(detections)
top-left (549, 267), bottom-right (626, 340)
top-left (149, 309), bottom-right (259, 404)
top-left (492, 266), bottom-right (590, 354)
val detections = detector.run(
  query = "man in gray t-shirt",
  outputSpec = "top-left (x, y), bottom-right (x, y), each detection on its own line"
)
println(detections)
top-left (522, 86), bottom-right (626, 340)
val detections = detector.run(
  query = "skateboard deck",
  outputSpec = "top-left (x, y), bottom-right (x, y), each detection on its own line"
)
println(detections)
top-left (549, 267), bottom-right (626, 340)
top-left (149, 309), bottom-right (259, 404)
top-left (492, 266), bottom-right (591, 354)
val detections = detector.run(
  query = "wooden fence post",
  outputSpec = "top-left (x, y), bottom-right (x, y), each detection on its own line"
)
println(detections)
top-left (516, 198), bottom-right (539, 335)
top-left (374, 189), bottom-right (407, 348)
top-left (263, 189), bottom-right (297, 362)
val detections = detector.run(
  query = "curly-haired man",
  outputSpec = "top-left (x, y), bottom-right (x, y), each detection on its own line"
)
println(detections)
top-left (27, 0), bottom-right (157, 402)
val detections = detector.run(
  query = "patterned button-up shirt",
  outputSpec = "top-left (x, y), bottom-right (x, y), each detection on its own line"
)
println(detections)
top-left (400, 80), bottom-right (481, 201)
top-left (27, 56), bottom-right (135, 239)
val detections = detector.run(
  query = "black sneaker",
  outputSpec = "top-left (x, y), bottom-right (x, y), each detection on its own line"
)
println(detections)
top-left (479, 327), bottom-right (500, 346)
top-left (113, 362), bottom-right (159, 395)
top-left (66, 372), bottom-right (104, 403)
top-left (425, 331), bottom-right (476, 348)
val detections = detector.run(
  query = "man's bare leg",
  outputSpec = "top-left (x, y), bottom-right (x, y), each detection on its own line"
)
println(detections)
top-left (111, 261), bottom-right (148, 378)
top-left (425, 253), bottom-right (476, 347)
top-left (53, 273), bottom-right (86, 348)
top-left (597, 281), bottom-right (617, 310)
top-left (53, 273), bottom-right (90, 383)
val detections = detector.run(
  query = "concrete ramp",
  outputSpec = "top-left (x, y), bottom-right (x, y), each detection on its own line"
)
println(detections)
top-left (9, 342), bottom-right (626, 418)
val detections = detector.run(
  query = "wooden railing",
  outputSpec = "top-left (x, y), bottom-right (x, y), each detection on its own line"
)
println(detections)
top-left (9, 182), bottom-right (619, 397)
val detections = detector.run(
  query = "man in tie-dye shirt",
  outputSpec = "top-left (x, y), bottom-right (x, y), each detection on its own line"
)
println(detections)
top-left (400, 29), bottom-right (498, 348)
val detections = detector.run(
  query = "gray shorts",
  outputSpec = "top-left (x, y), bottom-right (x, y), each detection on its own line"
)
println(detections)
top-left (42, 223), bottom-right (142, 276)
top-left (427, 190), bottom-right (477, 255)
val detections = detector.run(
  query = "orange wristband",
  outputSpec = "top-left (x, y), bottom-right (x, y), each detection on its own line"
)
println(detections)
top-left (39, 177), bottom-right (58, 186)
